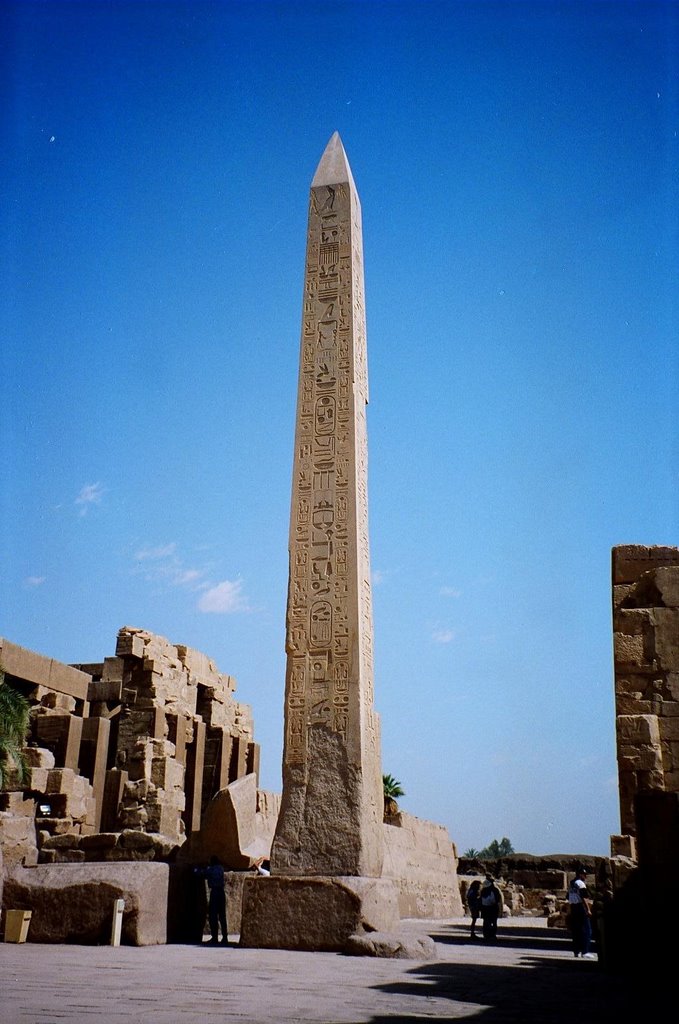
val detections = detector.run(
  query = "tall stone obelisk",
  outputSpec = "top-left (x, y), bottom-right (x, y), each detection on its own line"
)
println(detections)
top-left (240, 134), bottom-right (398, 951)
top-left (272, 131), bottom-right (384, 878)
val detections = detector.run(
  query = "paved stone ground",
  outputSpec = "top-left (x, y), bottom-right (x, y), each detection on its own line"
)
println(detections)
top-left (0, 917), bottom-right (654, 1023)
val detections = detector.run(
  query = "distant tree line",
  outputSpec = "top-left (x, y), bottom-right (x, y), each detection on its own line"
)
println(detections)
top-left (463, 837), bottom-right (515, 859)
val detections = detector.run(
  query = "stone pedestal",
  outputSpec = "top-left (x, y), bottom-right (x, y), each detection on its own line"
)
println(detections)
top-left (240, 875), bottom-right (399, 952)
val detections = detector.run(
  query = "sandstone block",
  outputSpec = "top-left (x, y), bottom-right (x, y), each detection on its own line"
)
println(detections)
top-left (40, 833), bottom-right (81, 850)
top-left (653, 567), bottom-right (679, 608)
top-left (610, 835), bottom-right (637, 859)
top-left (88, 678), bottom-right (123, 702)
top-left (659, 717), bottom-right (679, 741)
top-left (2, 862), bottom-right (169, 944)
top-left (613, 545), bottom-right (679, 585)
top-left (654, 609), bottom-right (679, 668)
top-left (0, 792), bottom-right (36, 815)
top-left (39, 692), bottom-right (77, 712)
top-left (180, 773), bottom-right (265, 870)
top-left (614, 633), bottom-right (647, 668)
top-left (44, 768), bottom-right (76, 795)
top-left (0, 812), bottom-right (38, 868)
top-left (22, 747), bottom-right (56, 769)
top-left (118, 829), bottom-right (155, 850)
top-left (116, 627), bottom-right (146, 659)
top-left (617, 715), bottom-right (660, 745)
top-left (240, 875), bottom-right (399, 952)
top-left (79, 832), bottom-right (118, 851)
top-left (345, 931), bottom-right (437, 959)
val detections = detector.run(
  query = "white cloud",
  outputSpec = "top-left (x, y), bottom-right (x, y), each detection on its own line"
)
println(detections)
top-left (173, 569), bottom-right (204, 587)
top-left (23, 575), bottom-right (46, 588)
top-left (198, 579), bottom-right (248, 614)
top-left (439, 585), bottom-right (461, 598)
top-left (432, 627), bottom-right (456, 644)
top-left (75, 482), bottom-right (104, 516)
top-left (135, 543), bottom-right (177, 561)
top-left (372, 569), bottom-right (385, 586)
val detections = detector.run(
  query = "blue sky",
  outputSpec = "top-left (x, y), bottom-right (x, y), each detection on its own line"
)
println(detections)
top-left (2, 0), bottom-right (677, 856)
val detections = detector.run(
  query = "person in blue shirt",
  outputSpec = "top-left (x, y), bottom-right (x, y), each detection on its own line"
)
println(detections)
top-left (195, 855), bottom-right (228, 945)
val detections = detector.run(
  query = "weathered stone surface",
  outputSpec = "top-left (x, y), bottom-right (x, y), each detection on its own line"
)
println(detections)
top-left (271, 133), bottom-right (383, 881)
top-left (22, 747), bottom-right (56, 769)
top-left (382, 812), bottom-right (463, 918)
top-left (612, 548), bottom-right (679, 840)
top-left (240, 875), bottom-right (399, 952)
top-left (0, 811), bottom-right (38, 868)
top-left (613, 545), bottom-right (679, 585)
top-left (345, 930), bottom-right (437, 959)
top-left (178, 773), bottom-right (267, 870)
top-left (0, 638), bottom-right (91, 700)
top-left (2, 863), bottom-right (168, 944)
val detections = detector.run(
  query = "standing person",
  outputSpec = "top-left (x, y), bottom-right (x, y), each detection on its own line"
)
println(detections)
top-left (568, 866), bottom-right (595, 959)
top-left (480, 874), bottom-right (502, 943)
top-left (195, 855), bottom-right (228, 946)
top-left (467, 879), bottom-right (483, 939)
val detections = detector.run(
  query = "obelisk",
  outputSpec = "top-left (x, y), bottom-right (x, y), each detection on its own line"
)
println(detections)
top-left (272, 131), bottom-right (384, 877)
top-left (240, 134), bottom-right (398, 950)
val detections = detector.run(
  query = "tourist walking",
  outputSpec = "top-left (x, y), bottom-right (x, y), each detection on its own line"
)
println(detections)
top-left (467, 879), bottom-right (482, 939)
top-left (480, 874), bottom-right (502, 943)
top-left (195, 855), bottom-right (228, 945)
top-left (568, 866), bottom-right (595, 958)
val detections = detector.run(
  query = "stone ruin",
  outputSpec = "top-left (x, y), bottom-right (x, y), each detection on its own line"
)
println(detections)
top-left (0, 626), bottom-right (281, 943)
top-left (601, 544), bottom-right (679, 971)
top-left (0, 624), bottom-right (461, 945)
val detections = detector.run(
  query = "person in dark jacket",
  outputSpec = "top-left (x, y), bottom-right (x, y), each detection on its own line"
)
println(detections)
top-left (467, 879), bottom-right (483, 939)
top-left (195, 855), bottom-right (228, 945)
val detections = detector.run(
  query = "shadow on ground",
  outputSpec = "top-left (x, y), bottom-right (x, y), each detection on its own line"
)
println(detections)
top-left (364, 922), bottom-right (659, 1024)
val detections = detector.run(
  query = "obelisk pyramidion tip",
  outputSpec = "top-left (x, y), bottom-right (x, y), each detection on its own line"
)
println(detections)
top-left (311, 132), bottom-right (357, 191)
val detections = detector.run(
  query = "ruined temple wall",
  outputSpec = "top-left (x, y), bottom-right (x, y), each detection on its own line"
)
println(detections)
top-left (612, 545), bottom-right (679, 838)
top-left (1, 628), bottom-right (258, 868)
top-left (382, 811), bottom-right (463, 918)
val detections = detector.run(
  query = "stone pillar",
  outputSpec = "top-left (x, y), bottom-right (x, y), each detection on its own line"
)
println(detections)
top-left (79, 717), bottom-right (111, 832)
top-left (34, 714), bottom-right (83, 771)
top-left (184, 720), bottom-right (206, 833)
top-left (240, 134), bottom-right (398, 952)
top-left (101, 768), bottom-right (127, 832)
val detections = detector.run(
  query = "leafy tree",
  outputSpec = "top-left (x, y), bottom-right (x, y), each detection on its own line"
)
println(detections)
top-left (463, 848), bottom-right (481, 858)
top-left (0, 673), bottom-right (31, 790)
top-left (476, 836), bottom-right (515, 859)
top-left (382, 773), bottom-right (404, 818)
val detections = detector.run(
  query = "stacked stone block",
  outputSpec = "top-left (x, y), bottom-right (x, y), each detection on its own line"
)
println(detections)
top-left (612, 545), bottom-right (679, 839)
top-left (1, 628), bottom-right (258, 872)
top-left (101, 627), bottom-right (254, 843)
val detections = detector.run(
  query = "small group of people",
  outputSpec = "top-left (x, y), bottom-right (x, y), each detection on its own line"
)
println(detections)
top-left (467, 874), bottom-right (503, 943)
top-left (467, 866), bottom-right (597, 959)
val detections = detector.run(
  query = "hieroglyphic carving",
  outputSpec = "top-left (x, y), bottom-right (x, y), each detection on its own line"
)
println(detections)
top-left (282, 138), bottom-right (376, 771)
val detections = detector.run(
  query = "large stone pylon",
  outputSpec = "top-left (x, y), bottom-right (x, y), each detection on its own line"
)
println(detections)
top-left (240, 134), bottom-right (398, 951)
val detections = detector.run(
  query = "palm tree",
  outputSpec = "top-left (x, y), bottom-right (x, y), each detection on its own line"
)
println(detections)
top-left (0, 673), bottom-right (31, 790)
top-left (382, 773), bottom-right (404, 819)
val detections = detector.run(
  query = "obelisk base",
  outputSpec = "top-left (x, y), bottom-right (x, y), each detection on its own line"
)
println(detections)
top-left (239, 875), bottom-right (405, 953)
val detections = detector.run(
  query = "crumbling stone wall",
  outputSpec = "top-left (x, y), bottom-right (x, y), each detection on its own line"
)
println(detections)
top-left (612, 545), bottom-right (679, 839)
top-left (0, 627), bottom-right (261, 869)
